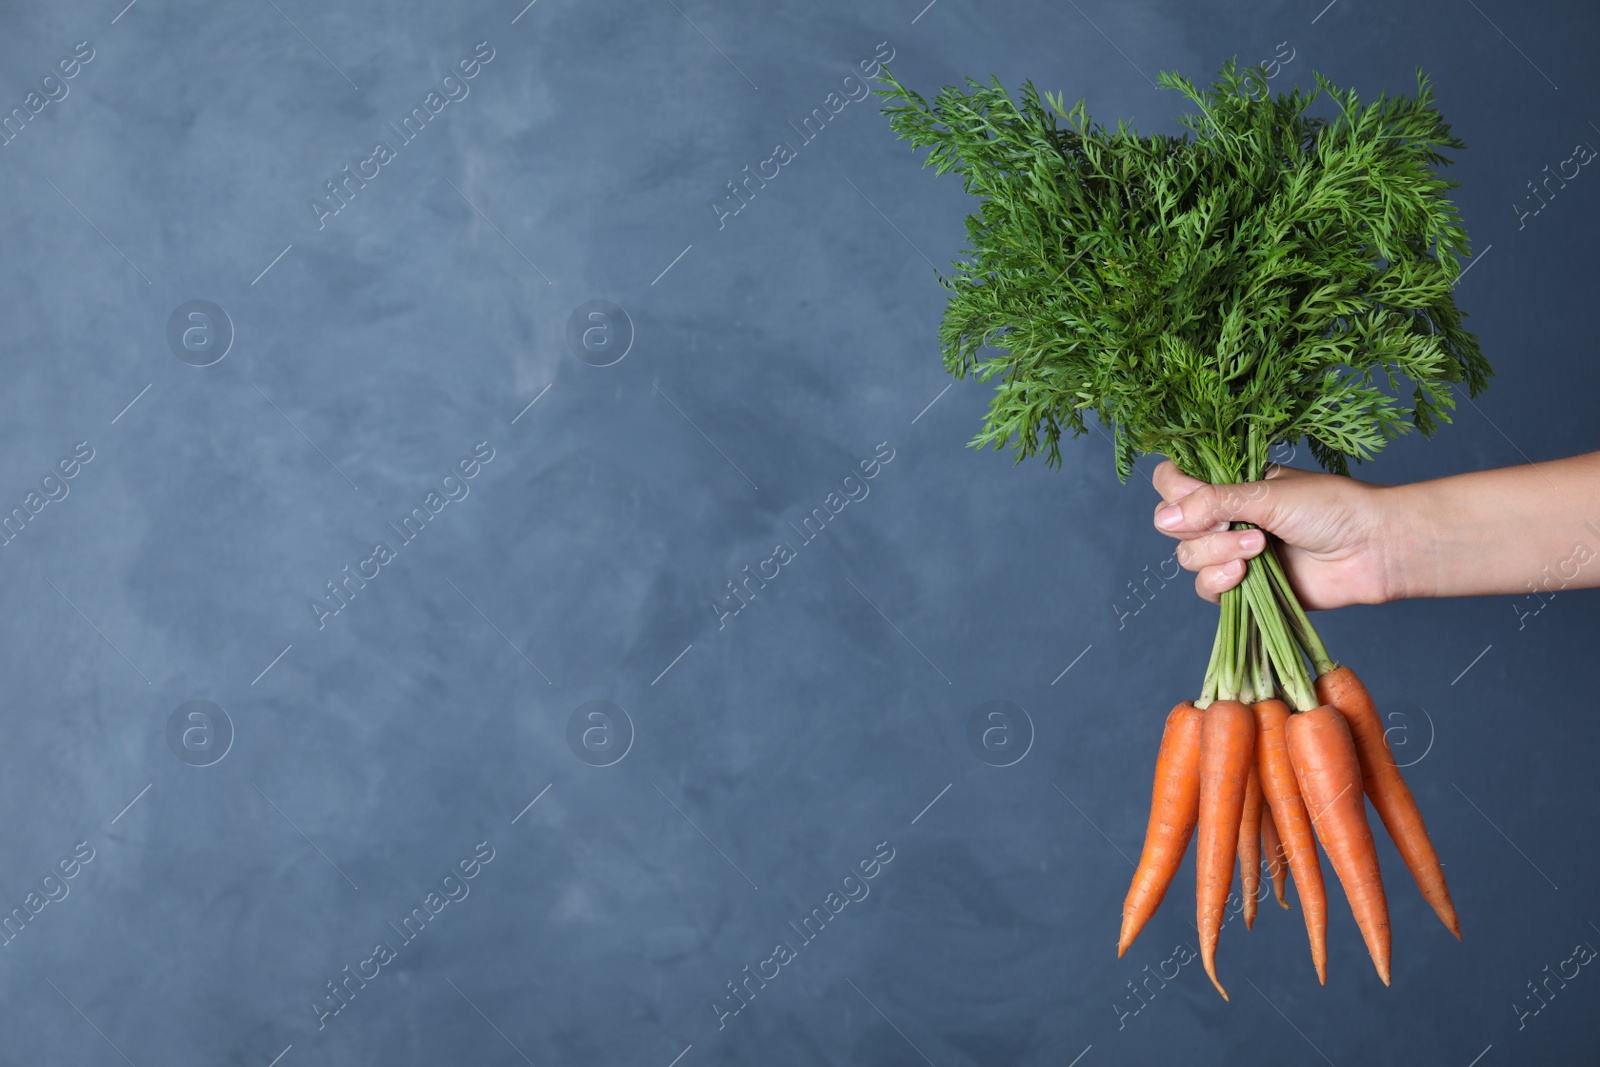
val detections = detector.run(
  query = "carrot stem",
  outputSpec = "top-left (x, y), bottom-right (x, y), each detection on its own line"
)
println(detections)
top-left (1199, 592), bottom-right (1227, 708)
top-left (1211, 586), bottom-right (1244, 703)
top-left (1233, 586), bottom-right (1250, 701)
top-left (1260, 539), bottom-right (1335, 677)
top-left (1237, 549), bottom-right (1316, 711)
top-left (1246, 611), bottom-right (1270, 705)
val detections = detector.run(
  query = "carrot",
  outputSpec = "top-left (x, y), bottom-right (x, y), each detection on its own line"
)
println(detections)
top-left (1260, 804), bottom-right (1291, 910)
top-left (1196, 699), bottom-right (1255, 1000)
top-left (1288, 704), bottom-right (1392, 985)
top-left (1118, 702), bottom-right (1203, 957)
top-left (1238, 763), bottom-right (1264, 929)
top-left (1254, 698), bottom-right (1327, 983)
top-left (1316, 665), bottom-right (1460, 940)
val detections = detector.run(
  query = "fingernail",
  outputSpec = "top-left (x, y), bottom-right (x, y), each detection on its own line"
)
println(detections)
top-left (1209, 520), bottom-right (1229, 532)
top-left (1222, 559), bottom-right (1243, 577)
top-left (1240, 530), bottom-right (1264, 551)
top-left (1155, 505), bottom-right (1183, 530)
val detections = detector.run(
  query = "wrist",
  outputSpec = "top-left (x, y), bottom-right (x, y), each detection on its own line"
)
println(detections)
top-left (1376, 480), bottom-right (1440, 602)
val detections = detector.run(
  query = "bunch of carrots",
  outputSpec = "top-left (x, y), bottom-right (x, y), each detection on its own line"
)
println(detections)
top-left (873, 58), bottom-right (1487, 998)
top-left (1117, 536), bottom-right (1460, 998)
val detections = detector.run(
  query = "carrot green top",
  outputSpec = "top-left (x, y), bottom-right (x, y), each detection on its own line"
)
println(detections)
top-left (876, 60), bottom-right (1491, 487)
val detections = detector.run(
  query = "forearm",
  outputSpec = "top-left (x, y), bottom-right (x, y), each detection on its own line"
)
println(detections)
top-left (1389, 451), bottom-right (1600, 599)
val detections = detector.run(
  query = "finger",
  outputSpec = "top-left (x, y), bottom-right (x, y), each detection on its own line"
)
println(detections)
top-left (1156, 518), bottom-right (1232, 541)
top-left (1153, 477), bottom-right (1235, 538)
top-left (1175, 529), bottom-right (1267, 573)
top-left (1152, 459), bottom-right (1207, 506)
top-left (1195, 558), bottom-right (1246, 601)
top-left (1154, 480), bottom-right (1286, 536)
top-left (1155, 515), bottom-right (1232, 541)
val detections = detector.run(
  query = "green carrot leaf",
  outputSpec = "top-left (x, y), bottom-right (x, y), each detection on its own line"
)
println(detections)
top-left (876, 58), bottom-right (1491, 485)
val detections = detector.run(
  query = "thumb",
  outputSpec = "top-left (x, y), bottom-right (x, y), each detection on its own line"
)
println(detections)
top-left (1153, 479), bottom-right (1286, 535)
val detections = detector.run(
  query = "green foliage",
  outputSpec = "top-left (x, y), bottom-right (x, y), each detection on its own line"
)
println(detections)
top-left (876, 60), bottom-right (1491, 483)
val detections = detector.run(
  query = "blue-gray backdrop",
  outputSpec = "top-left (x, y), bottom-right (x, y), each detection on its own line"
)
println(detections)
top-left (0, 0), bottom-right (1595, 1064)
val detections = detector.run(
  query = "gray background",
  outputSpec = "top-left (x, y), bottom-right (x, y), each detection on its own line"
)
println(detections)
top-left (0, 0), bottom-right (1595, 1064)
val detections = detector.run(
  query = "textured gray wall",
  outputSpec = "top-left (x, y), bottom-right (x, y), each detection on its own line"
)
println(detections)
top-left (0, 0), bottom-right (1595, 1064)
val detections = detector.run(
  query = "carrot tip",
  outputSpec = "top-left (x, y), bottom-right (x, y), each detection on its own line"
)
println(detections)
top-left (1202, 959), bottom-right (1230, 1001)
top-left (1276, 897), bottom-right (1291, 911)
top-left (1244, 915), bottom-right (1254, 931)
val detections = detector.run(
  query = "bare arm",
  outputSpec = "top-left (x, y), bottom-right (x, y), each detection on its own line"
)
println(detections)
top-left (1394, 452), bottom-right (1600, 599)
top-left (1149, 452), bottom-right (1600, 606)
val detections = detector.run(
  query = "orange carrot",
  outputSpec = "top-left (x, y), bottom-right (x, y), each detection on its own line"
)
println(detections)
top-left (1196, 699), bottom-right (1255, 1000)
top-left (1316, 665), bottom-right (1460, 940)
top-left (1288, 704), bottom-right (1392, 986)
top-left (1260, 804), bottom-right (1290, 910)
top-left (1238, 763), bottom-right (1264, 930)
top-left (1118, 702), bottom-right (1203, 957)
top-left (1255, 698), bottom-right (1328, 983)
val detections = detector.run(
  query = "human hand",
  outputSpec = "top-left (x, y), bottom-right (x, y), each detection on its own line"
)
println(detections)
top-left (1150, 460), bottom-right (1407, 609)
